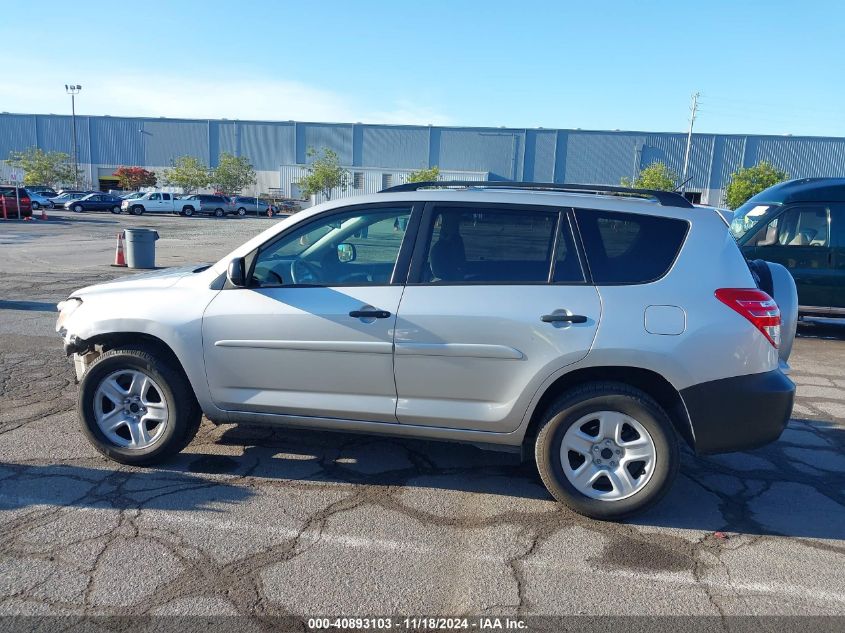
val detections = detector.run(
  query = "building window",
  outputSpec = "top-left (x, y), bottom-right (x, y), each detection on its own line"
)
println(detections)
top-left (381, 173), bottom-right (394, 190)
top-left (353, 172), bottom-right (364, 190)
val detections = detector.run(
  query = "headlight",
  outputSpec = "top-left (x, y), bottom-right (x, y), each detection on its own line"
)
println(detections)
top-left (56, 297), bottom-right (82, 329)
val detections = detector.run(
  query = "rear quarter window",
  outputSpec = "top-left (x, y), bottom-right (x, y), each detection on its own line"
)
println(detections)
top-left (575, 209), bottom-right (689, 284)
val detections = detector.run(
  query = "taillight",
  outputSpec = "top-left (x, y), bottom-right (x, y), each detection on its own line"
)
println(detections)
top-left (715, 288), bottom-right (780, 348)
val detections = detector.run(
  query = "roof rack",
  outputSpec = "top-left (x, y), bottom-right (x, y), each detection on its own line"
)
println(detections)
top-left (380, 180), bottom-right (694, 209)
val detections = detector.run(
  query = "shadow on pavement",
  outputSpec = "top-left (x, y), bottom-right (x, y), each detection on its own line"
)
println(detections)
top-left (0, 300), bottom-right (57, 312)
top-left (797, 317), bottom-right (845, 341)
top-left (0, 462), bottom-right (253, 512)
top-left (187, 419), bottom-right (845, 540)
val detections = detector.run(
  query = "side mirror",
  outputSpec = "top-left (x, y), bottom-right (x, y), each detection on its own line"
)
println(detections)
top-left (227, 257), bottom-right (247, 287)
top-left (337, 243), bottom-right (357, 263)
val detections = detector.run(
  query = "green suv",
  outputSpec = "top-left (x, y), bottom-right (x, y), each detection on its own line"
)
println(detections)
top-left (732, 178), bottom-right (845, 317)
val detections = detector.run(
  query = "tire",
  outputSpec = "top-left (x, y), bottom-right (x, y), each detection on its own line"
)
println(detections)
top-left (534, 382), bottom-right (679, 520)
top-left (111, 206), bottom-right (121, 214)
top-left (182, 206), bottom-right (194, 217)
top-left (32, 201), bottom-right (40, 210)
top-left (78, 345), bottom-right (202, 466)
top-left (73, 204), bottom-right (83, 213)
top-left (48, 201), bottom-right (55, 209)
top-left (236, 207), bottom-right (246, 217)
top-left (131, 205), bottom-right (144, 216)
top-left (214, 208), bottom-right (224, 218)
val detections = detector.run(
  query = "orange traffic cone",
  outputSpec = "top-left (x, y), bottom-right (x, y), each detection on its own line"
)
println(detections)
top-left (111, 232), bottom-right (127, 267)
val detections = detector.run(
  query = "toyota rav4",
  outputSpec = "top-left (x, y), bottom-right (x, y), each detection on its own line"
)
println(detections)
top-left (56, 182), bottom-right (797, 519)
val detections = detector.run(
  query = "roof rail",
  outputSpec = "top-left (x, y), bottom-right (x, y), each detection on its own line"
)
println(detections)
top-left (380, 180), bottom-right (694, 209)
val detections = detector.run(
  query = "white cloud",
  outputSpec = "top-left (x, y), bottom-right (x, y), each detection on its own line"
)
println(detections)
top-left (2, 68), bottom-right (453, 126)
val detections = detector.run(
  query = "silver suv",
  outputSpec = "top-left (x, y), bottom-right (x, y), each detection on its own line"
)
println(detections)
top-left (56, 182), bottom-right (797, 519)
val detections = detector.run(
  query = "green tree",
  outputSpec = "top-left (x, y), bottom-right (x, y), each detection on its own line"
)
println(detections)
top-left (6, 147), bottom-right (79, 188)
top-left (405, 166), bottom-right (440, 183)
top-left (724, 161), bottom-right (789, 209)
top-left (161, 156), bottom-right (210, 194)
top-left (621, 161), bottom-right (678, 191)
top-left (210, 153), bottom-right (257, 195)
top-left (297, 148), bottom-right (349, 200)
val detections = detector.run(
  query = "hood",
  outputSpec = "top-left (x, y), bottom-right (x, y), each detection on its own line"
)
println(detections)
top-left (71, 264), bottom-right (211, 297)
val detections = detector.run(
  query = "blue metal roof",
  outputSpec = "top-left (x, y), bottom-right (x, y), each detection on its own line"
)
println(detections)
top-left (2, 113), bottom-right (845, 195)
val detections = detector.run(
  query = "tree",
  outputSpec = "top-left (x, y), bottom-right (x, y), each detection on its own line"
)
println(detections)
top-left (296, 148), bottom-right (349, 200)
top-left (6, 147), bottom-right (79, 188)
top-left (724, 161), bottom-right (789, 209)
top-left (114, 166), bottom-right (157, 191)
top-left (211, 153), bottom-right (257, 195)
top-left (161, 156), bottom-right (210, 194)
top-left (621, 161), bottom-right (678, 191)
top-left (405, 166), bottom-right (440, 183)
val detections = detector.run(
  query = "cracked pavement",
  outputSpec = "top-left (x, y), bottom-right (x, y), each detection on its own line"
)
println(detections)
top-left (1, 211), bottom-right (844, 621)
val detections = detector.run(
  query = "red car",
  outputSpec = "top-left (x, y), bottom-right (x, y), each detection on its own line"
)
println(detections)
top-left (0, 186), bottom-right (32, 219)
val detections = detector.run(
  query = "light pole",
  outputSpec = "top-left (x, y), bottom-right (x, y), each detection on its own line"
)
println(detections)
top-left (65, 84), bottom-right (82, 189)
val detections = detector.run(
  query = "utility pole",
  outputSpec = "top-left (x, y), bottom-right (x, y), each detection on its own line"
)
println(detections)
top-left (681, 91), bottom-right (700, 194)
top-left (65, 84), bottom-right (82, 189)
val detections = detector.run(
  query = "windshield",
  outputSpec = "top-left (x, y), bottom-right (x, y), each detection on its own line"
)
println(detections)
top-left (729, 201), bottom-right (781, 241)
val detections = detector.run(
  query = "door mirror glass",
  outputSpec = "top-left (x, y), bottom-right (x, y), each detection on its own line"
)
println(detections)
top-left (227, 257), bottom-right (247, 287)
top-left (337, 243), bottom-right (357, 263)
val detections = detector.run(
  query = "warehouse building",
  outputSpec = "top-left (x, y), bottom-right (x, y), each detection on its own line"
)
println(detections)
top-left (2, 112), bottom-right (845, 205)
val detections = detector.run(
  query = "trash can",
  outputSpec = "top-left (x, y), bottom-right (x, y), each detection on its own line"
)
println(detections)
top-left (123, 228), bottom-right (159, 269)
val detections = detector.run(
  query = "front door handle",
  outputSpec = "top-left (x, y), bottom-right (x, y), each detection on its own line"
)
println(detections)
top-left (349, 309), bottom-right (392, 319)
top-left (541, 313), bottom-right (588, 324)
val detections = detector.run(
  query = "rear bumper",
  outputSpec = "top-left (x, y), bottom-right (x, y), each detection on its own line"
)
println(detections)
top-left (680, 369), bottom-right (795, 455)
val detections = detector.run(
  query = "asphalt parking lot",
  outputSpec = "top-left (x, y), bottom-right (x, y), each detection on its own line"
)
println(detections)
top-left (0, 210), bottom-right (844, 623)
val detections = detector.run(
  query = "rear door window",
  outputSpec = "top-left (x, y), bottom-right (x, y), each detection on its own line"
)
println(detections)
top-left (575, 209), bottom-right (689, 284)
top-left (418, 206), bottom-right (562, 284)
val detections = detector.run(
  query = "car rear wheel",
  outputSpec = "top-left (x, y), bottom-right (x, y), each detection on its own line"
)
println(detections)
top-left (73, 204), bottom-right (83, 213)
top-left (182, 206), bottom-right (194, 217)
top-left (131, 206), bottom-right (144, 216)
top-left (214, 208), bottom-right (224, 218)
top-left (534, 382), bottom-right (679, 520)
top-left (111, 206), bottom-right (121, 214)
top-left (78, 346), bottom-right (202, 465)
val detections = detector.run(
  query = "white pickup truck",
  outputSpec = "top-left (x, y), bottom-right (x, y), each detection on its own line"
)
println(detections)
top-left (121, 192), bottom-right (199, 216)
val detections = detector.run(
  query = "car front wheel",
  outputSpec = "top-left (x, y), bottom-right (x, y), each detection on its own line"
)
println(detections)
top-left (73, 204), bottom-right (83, 213)
top-left (32, 201), bottom-right (40, 210)
top-left (131, 206), bottom-right (144, 216)
top-left (534, 382), bottom-right (679, 520)
top-left (78, 346), bottom-right (202, 465)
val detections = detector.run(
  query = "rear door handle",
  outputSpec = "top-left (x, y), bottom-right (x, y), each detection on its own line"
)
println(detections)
top-left (541, 313), bottom-right (588, 324)
top-left (349, 310), bottom-right (392, 319)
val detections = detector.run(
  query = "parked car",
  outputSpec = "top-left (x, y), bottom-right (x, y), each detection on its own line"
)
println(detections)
top-left (27, 186), bottom-right (58, 198)
top-left (180, 194), bottom-right (233, 217)
top-left (0, 186), bottom-right (32, 218)
top-left (66, 193), bottom-right (124, 214)
top-left (231, 196), bottom-right (274, 216)
top-left (732, 178), bottom-right (845, 317)
top-left (51, 191), bottom-right (90, 208)
top-left (57, 182), bottom-right (797, 520)
top-left (25, 189), bottom-right (55, 210)
top-left (121, 191), bottom-right (200, 216)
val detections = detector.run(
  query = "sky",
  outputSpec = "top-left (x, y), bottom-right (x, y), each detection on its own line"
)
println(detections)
top-left (4, 0), bottom-right (844, 137)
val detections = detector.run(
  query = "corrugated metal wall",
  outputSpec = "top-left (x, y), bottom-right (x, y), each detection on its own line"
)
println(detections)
top-left (3, 113), bottom-right (845, 201)
top-left (142, 119), bottom-right (208, 166)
